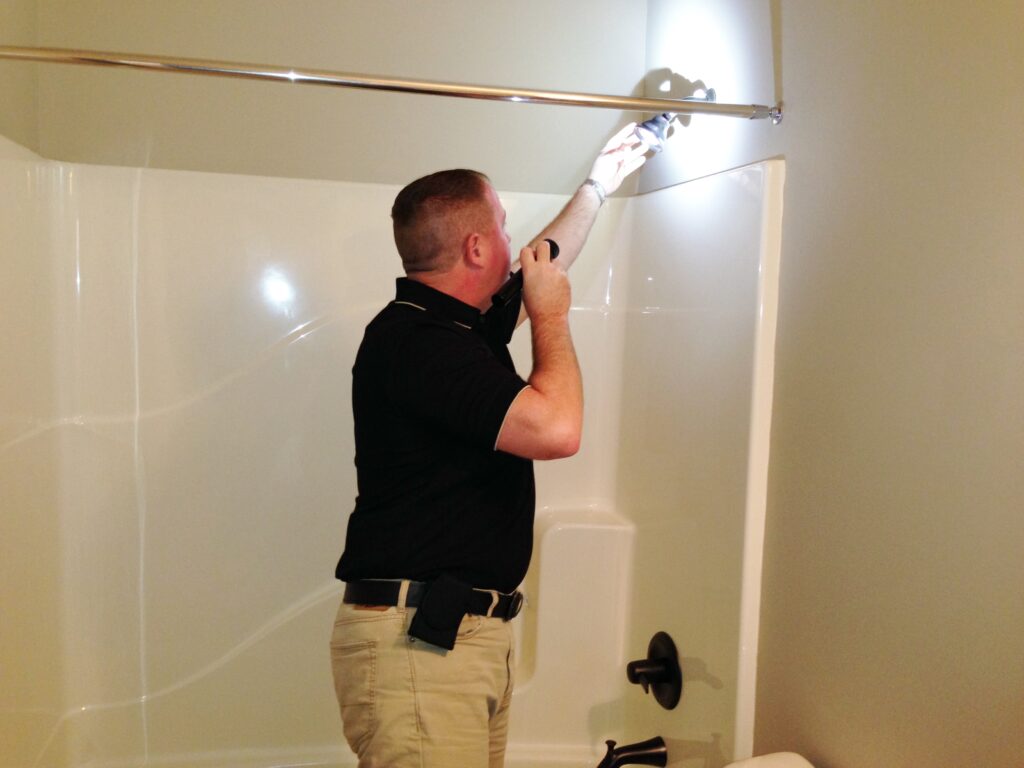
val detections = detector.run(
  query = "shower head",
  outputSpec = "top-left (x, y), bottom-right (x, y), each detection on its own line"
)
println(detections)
top-left (633, 88), bottom-right (719, 153)
top-left (633, 113), bottom-right (676, 153)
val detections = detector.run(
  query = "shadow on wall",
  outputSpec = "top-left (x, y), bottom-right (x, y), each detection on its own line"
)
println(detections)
top-left (664, 733), bottom-right (728, 768)
top-left (636, 68), bottom-right (716, 130)
top-left (681, 655), bottom-right (725, 691)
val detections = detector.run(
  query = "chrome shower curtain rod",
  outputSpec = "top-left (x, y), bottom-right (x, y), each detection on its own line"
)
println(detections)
top-left (0, 45), bottom-right (783, 122)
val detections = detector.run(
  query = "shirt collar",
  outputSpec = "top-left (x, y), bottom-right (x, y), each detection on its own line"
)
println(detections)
top-left (394, 277), bottom-right (482, 330)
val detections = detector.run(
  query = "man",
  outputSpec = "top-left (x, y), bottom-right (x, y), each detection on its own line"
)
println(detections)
top-left (330, 124), bottom-right (647, 768)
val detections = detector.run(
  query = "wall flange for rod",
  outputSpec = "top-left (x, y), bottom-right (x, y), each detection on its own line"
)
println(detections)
top-left (626, 631), bottom-right (683, 710)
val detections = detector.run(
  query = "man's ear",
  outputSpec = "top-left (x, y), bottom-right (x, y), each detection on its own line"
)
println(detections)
top-left (463, 231), bottom-right (485, 270)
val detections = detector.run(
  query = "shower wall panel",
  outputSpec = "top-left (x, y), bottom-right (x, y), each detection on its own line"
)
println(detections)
top-left (1, 146), bottom-right (628, 766)
top-left (615, 162), bottom-right (783, 765)
top-left (131, 172), bottom-right (399, 761)
top-left (0, 136), bottom-right (66, 768)
top-left (2, 133), bottom-right (782, 767)
top-left (48, 167), bottom-right (145, 768)
top-left (1, 137), bottom-right (147, 768)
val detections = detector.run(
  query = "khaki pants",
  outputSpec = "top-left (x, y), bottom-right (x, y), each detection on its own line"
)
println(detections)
top-left (330, 599), bottom-right (515, 768)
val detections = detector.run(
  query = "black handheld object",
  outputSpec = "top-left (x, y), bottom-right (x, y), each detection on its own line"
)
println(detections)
top-left (491, 238), bottom-right (560, 308)
top-left (407, 574), bottom-right (475, 650)
top-left (485, 238), bottom-right (560, 345)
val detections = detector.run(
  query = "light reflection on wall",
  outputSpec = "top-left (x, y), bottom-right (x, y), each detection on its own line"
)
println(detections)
top-left (260, 267), bottom-right (296, 316)
top-left (641, 0), bottom-right (776, 192)
top-left (661, 4), bottom-right (742, 97)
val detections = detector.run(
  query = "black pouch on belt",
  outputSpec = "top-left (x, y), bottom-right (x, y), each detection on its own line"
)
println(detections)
top-left (407, 574), bottom-right (474, 651)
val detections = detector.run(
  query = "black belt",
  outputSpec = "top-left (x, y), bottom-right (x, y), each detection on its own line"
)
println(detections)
top-left (343, 579), bottom-right (524, 621)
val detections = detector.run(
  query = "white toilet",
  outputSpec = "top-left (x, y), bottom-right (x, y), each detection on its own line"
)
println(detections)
top-left (725, 753), bottom-right (814, 768)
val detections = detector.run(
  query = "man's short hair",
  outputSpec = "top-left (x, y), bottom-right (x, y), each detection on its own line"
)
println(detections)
top-left (391, 169), bottom-right (491, 273)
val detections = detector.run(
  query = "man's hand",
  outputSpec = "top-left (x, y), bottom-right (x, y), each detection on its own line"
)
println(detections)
top-left (586, 122), bottom-right (649, 197)
top-left (519, 241), bottom-right (570, 323)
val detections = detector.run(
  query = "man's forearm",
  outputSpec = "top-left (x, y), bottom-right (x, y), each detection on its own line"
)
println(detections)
top-left (530, 181), bottom-right (605, 273)
top-left (513, 122), bottom-right (645, 330)
top-left (532, 119), bottom-right (646, 273)
top-left (512, 182), bottom-right (604, 329)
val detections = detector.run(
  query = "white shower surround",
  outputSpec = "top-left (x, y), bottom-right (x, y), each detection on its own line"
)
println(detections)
top-left (0, 133), bottom-right (783, 768)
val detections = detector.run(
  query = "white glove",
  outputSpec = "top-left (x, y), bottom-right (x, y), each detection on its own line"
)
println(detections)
top-left (585, 122), bottom-right (649, 199)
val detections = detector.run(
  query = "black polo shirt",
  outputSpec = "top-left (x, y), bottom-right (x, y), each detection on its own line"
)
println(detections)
top-left (335, 278), bottom-right (535, 593)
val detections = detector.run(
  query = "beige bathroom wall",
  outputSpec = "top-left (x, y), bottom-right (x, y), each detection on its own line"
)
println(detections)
top-left (751, 2), bottom-right (1024, 767)
top-left (625, 1), bottom-right (1024, 764)
top-left (29, 0), bottom-right (648, 194)
top-left (0, 0), bottom-right (38, 151)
